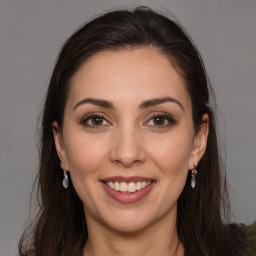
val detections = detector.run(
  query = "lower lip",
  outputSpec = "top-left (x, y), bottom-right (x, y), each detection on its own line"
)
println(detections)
top-left (101, 182), bottom-right (155, 203)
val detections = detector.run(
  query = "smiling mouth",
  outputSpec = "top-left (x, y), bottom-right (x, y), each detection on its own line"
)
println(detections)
top-left (103, 180), bottom-right (153, 193)
top-left (100, 176), bottom-right (156, 203)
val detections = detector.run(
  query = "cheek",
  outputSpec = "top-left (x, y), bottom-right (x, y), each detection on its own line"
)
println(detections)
top-left (64, 130), bottom-right (109, 179)
top-left (63, 130), bottom-right (111, 209)
top-left (149, 130), bottom-right (193, 177)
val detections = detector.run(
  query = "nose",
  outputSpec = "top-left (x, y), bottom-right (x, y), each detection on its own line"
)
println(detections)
top-left (110, 125), bottom-right (146, 168)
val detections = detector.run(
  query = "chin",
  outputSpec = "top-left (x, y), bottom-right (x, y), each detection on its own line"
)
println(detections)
top-left (100, 209), bottom-right (156, 234)
top-left (107, 220), bottom-right (150, 234)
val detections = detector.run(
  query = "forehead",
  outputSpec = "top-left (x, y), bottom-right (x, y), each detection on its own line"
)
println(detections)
top-left (68, 47), bottom-right (191, 110)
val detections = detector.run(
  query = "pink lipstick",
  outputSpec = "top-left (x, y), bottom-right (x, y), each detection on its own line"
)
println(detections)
top-left (100, 176), bottom-right (156, 203)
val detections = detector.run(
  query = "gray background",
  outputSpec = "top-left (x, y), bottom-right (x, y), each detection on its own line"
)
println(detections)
top-left (0, 0), bottom-right (255, 255)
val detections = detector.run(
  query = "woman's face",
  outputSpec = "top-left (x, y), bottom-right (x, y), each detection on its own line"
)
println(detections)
top-left (53, 48), bottom-right (208, 233)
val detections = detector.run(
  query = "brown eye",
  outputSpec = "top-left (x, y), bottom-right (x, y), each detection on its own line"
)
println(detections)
top-left (145, 113), bottom-right (177, 128)
top-left (91, 116), bottom-right (104, 125)
top-left (81, 114), bottom-right (110, 128)
top-left (153, 116), bottom-right (165, 125)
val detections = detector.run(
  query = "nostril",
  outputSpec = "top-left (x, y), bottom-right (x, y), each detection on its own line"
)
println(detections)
top-left (109, 136), bottom-right (146, 167)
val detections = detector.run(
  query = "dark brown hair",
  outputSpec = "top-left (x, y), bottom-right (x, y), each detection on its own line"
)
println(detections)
top-left (19, 6), bottom-right (244, 256)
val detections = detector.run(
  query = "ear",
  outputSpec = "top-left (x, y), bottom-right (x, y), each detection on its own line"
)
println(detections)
top-left (52, 121), bottom-right (69, 170)
top-left (189, 114), bottom-right (209, 169)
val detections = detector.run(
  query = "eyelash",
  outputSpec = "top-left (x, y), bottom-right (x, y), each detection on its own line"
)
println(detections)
top-left (144, 112), bottom-right (177, 128)
top-left (80, 114), bottom-right (110, 128)
top-left (80, 112), bottom-right (177, 129)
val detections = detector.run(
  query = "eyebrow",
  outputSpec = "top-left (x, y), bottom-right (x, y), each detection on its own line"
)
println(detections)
top-left (73, 97), bottom-right (184, 111)
top-left (73, 98), bottom-right (115, 111)
top-left (139, 97), bottom-right (184, 111)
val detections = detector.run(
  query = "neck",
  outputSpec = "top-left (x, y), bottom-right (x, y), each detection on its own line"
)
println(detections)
top-left (83, 212), bottom-right (184, 256)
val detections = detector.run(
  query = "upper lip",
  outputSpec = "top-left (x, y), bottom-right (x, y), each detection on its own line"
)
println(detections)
top-left (101, 176), bottom-right (155, 183)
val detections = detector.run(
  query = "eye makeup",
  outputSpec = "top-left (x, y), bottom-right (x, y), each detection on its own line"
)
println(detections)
top-left (80, 112), bottom-right (111, 129)
top-left (79, 110), bottom-right (177, 130)
top-left (144, 111), bottom-right (177, 129)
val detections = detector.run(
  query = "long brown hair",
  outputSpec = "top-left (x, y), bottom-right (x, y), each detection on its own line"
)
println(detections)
top-left (19, 6), bottom-right (244, 256)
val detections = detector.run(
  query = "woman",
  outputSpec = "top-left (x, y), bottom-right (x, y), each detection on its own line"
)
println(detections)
top-left (19, 6), bottom-right (246, 256)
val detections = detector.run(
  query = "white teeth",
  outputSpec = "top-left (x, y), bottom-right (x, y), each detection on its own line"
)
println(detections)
top-left (128, 182), bottom-right (136, 193)
top-left (105, 181), bottom-right (152, 193)
top-left (109, 181), bottom-right (114, 189)
top-left (114, 181), bottom-right (120, 191)
top-left (120, 182), bottom-right (127, 192)
top-left (136, 182), bottom-right (142, 191)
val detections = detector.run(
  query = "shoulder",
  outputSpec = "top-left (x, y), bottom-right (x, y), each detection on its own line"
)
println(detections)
top-left (229, 223), bottom-right (246, 239)
top-left (223, 223), bottom-right (246, 256)
top-left (244, 221), bottom-right (256, 256)
top-left (226, 222), bottom-right (256, 256)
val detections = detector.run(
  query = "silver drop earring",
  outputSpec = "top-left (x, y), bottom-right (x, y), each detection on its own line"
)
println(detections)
top-left (191, 165), bottom-right (198, 189)
top-left (62, 170), bottom-right (69, 188)
top-left (61, 163), bottom-right (69, 189)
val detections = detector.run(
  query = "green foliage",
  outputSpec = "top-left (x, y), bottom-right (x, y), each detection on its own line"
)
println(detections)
top-left (245, 220), bottom-right (256, 256)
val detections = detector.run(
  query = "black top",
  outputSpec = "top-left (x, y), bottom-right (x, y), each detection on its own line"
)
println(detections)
top-left (183, 223), bottom-right (256, 256)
